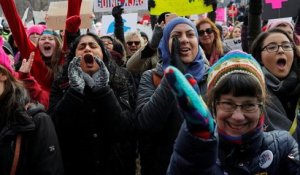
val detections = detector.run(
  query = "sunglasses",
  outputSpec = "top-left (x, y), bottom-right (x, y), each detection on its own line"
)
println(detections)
top-left (127, 41), bottom-right (141, 46)
top-left (198, 28), bottom-right (213, 36)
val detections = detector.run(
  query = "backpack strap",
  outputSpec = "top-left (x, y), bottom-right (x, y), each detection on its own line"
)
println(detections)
top-left (10, 134), bottom-right (22, 175)
top-left (152, 71), bottom-right (162, 88)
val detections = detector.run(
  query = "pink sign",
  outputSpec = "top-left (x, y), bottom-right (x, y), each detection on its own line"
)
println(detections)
top-left (216, 8), bottom-right (226, 23)
top-left (265, 0), bottom-right (288, 9)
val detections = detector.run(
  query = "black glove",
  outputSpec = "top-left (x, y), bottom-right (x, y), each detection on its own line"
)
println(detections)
top-left (149, 25), bottom-right (163, 49)
top-left (68, 57), bottom-right (85, 94)
top-left (170, 37), bottom-right (187, 74)
top-left (148, 0), bottom-right (156, 11)
top-left (112, 5), bottom-right (124, 19)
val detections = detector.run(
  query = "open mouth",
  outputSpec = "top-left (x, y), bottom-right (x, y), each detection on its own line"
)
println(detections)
top-left (180, 47), bottom-right (190, 55)
top-left (43, 46), bottom-right (51, 51)
top-left (276, 58), bottom-right (286, 69)
top-left (83, 54), bottom-right (94, 67)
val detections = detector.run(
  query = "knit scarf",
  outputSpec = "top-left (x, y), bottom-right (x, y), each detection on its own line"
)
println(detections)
top-left (218, 114), bottom-right (265, 145)
top-left (262, 67), bottom-right (299, 95)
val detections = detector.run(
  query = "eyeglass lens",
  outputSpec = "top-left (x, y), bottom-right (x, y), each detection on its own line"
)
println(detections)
top-left (127, 41), bottom-right (140, 46)
top-left (198, 28), bottom-right (213, 36)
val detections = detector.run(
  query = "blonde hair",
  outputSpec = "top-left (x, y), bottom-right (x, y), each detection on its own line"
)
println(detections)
top-left (195, 18), bottom-right (223, 56)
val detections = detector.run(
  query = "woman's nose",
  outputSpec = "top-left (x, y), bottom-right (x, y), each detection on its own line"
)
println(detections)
top-left (231, 108), bottom-right (245, 121)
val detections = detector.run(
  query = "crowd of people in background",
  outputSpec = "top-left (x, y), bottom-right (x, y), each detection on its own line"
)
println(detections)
top-left (1, 0), bottom-right (300, 174)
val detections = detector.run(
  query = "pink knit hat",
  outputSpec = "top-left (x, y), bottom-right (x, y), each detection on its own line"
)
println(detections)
top-left (267, 20), bottom-right (295, 31)
top-left (0, 37), bottom-right (14, 73)
top-left (26, 24), bottom-right (47, 37)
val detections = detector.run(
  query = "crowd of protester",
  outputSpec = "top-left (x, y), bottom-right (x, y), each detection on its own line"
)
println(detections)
top-left (1, 0), bottom-right (300, 174)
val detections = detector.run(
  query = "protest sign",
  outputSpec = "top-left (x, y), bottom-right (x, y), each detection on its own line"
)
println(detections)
top-left (262, 0), bottom-right (300, 20)
top-left (223, 38), bottom-right (242, 51)
top-left (216, 7), bottom-right (227, 24)
top-left (150, 0), bottom-right (213, 16)
top-left (33, 11), bottom-right (46, 24)
top-left (93, 0), bottom-right (147, 12)
top-left (46, 0), bottom-right (93, 30)
top-left (101, 13), bottom-right (137, 35)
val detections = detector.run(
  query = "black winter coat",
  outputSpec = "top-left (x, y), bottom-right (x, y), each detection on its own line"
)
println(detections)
top-left (48, 61), bottom-right (137, 175)
top-left (0, 103), bottom-right (63, 175)
top-left (135, 63), bottom-right (208, 175)
top-left (168, 122), bottom-right (300, 175)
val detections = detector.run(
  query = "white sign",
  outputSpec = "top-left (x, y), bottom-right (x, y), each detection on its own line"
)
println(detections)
top-left (33, 11), bottom-right (46, 24)
top-left (100, 13), bottom-right (138, 35)
top-left (93, 0), bottom-right (147, 12)
top-left (223, 37), bottom-right (242, 51)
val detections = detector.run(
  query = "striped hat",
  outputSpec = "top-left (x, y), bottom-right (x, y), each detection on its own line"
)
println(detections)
top-left (207, 50), bottom-right (265, 96)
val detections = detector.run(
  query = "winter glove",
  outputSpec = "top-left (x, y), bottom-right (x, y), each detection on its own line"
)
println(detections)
top-left (249, 0), bottom-right (262, 15)
top-left (66, 15), bottom-right (81, 33)
top-left (149, 24), bottom-right (163, 49)
top-left (112, 5), bottom-right (124, 19)
top-left (148, 0), bottom-right (156, 11)
top-left (68, 57), bottom-right (85, 94)
top-left (170, 37), bottom-right (187, 74)
top-left (94, 57), bottom-right (109, 87)
top-left (165, 66), bottom-right (215, 138)
top-left (82, 56), bottom-right (110, 91)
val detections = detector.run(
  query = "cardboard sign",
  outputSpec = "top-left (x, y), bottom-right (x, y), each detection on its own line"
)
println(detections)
top-left (46, 0), bottom-right (93, 30)
top-left (22, 7), bottom-right (30, 24)
top-left (33, 10), bottom-right (46, 24)
top-left (93, 0), bottom-right (147, 12)
top-left (223, 38), bottom-right (242, 51)
top-left (100, 13), bottom-right (138, 35)
top-left (150, 0), bottom-right (212, 16)
top-left (262, 0), bottom-right (300, 20)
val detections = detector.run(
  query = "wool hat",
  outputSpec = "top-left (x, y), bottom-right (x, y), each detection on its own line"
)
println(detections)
top-left (26, 24), bottom-right (47, 37)
top-left (267, 20), bottom-right (294, 31)
top-left (0, 37), bottom-right (14, 73)
top-left (207, 50), bottom-right (265, 96)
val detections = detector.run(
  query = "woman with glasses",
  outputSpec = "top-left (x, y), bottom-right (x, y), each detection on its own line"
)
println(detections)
top-left (195, 18), bottom-right (229, 65)
top-left (165, 50), bottom-right (299, 174)
top-left (250, 28), bottom-right (300, 138)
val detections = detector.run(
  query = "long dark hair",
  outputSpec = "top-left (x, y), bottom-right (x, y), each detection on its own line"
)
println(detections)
top-left (250, 28), bottom-right (300, 80)
top-left (0, 65), bottom-right (30, 126)
top-left (60, 33), bottom-right (111, 80)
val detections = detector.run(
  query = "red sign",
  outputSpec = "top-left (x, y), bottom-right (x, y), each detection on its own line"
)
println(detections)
top-left (228, 5), bottom-right (238, 18)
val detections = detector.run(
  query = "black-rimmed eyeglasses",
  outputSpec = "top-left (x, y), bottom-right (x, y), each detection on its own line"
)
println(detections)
top-left (261, 43), bottom-right (293, 53)
top-left (216, 101), bottom-right (262, 113)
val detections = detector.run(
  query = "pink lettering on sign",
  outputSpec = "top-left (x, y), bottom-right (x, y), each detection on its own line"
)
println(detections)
top-left (265, 0), bottom-right (288, 9)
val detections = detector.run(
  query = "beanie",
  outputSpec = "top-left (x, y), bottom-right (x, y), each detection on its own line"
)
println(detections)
top-left (26, 24), bottom-right (47, 37)
top-left (0, 37), bottom-right (14, 73)
top-left (267, 20), bottom-right (294, 31)
top-left (207, 50), bottom-right (265, 97)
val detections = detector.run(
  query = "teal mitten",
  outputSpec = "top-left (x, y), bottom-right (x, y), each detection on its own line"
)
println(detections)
top-left (165, 66), bottom-right (215, 138)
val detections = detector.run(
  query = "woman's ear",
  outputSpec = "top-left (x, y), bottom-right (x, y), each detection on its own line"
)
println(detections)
top-left (0, 73), bottom-right (7, 82)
